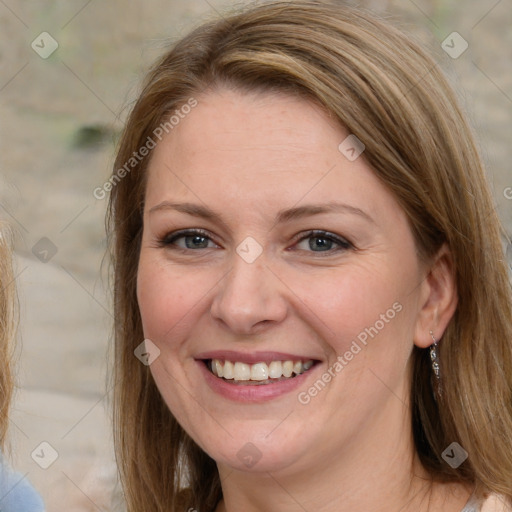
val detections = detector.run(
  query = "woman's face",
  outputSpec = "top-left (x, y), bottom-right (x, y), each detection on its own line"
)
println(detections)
top-left (137, 89), bottom-right (430, 475)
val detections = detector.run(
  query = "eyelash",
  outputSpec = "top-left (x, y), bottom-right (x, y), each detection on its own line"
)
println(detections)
top-left (158, 229), bottom-right (353, 255)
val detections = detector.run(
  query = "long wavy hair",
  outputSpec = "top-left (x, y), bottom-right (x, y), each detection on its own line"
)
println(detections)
top-left (107, 2), bottom-right (512, 510)
top-left (0, 224), bottom-right (15, 451)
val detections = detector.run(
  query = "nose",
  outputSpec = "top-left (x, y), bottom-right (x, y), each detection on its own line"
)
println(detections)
top-left (210, 250), bottom-right (288, 335)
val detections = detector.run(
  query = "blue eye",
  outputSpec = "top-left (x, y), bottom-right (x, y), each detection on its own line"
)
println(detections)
top-left (161, 229), bottom-right (217, 250)
top-left (294, 230), bottom-right (352, 253)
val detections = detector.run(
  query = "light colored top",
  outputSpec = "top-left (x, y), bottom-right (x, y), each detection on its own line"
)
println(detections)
top-left (0, 459), bottom-right (45, 512)
top-left (462, 493), bottom-right (511, 512)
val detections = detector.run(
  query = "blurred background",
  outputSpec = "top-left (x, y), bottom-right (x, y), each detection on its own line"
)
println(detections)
top-left (0, 0), bottom-right (510, 510)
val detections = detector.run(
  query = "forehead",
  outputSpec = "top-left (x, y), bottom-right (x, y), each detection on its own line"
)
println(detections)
top-left (159, 89), bottom-right (340, 162)
top-left (144, 88), bottom-right (392, 222)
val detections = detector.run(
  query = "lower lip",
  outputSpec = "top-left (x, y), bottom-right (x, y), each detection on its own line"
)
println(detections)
top-left (197, 361), bottom-right (317, 403)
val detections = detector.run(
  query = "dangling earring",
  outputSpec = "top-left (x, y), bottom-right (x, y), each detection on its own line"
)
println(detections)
top-left (429, 330), bottom-right (442, 398)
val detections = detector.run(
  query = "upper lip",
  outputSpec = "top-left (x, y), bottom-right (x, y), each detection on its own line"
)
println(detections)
top-left (195, 350), bottom-right (320, 365)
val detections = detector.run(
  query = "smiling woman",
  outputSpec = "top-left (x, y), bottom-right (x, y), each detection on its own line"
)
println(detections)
top-left (107, 2), bottom-right (512, 512)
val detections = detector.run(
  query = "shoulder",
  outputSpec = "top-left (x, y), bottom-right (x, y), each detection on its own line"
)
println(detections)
top-left (481, 494), bottom-right (512, 512)
top-left (0, 460), bottom-right (45, 512)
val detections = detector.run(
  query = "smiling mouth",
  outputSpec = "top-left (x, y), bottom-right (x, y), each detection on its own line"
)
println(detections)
top-left (205, 358), bottom-right (317, 386)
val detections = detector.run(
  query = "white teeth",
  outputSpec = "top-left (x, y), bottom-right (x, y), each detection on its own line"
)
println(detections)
top-left (268, 361), bottom-right (283, 379)
top-left (293, 361), bottom-right (303, 375)
top-left (282, 360), bottom-right (294, 378)
top-left (214, 360), bottom-right (224, 378)
top-left (209, 358), bottom-right (315, 382)
top-left (234, 362), bottom-right (251, 381)
top-left (250, 362), bottom-right (269, 381)
top-left (223, 360), bottom-right (234, 379)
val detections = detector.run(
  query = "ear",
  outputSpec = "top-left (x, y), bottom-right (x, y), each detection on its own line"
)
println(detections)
top-left (414, 244), bottom-right (458, 348)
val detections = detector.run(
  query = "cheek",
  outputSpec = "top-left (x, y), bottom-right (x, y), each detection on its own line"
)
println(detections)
top-left (295, 263), bottom-right (406, 339)
top-left (136, 252), bottom-right (232, 359)
top-left (288, 261), bottom-right (418, 393)
top-left (136, 255), bottom-right (199, 345)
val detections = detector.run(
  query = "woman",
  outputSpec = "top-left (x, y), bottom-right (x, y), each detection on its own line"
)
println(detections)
top-left (108, 2), bottom-right (512, 511)
top-left (0, 226), bottom-right (45, 511)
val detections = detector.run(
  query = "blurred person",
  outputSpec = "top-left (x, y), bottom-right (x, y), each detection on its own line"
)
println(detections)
top-left (0, 224), bottom-right (45, 511)
top-left (107, 2), bottom-right (512, 511)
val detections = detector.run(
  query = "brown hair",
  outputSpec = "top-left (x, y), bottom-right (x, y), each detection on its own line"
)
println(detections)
top-left (0, 224), bottom-right (16, 450)
top-left (107, 2), bottom-right (512, 510)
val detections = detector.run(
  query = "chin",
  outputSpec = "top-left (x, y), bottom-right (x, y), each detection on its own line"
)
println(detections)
top-left (195, 424), bottom-right (315, 475)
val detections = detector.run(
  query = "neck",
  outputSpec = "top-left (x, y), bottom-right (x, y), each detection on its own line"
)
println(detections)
top-left (217, 439), bottom-right (426, 511)
top-left (215, 471), bottom-right (470, 512)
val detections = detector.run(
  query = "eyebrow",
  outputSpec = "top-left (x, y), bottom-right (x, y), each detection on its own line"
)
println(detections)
top-left (149, 201), bottom-right (374, 225)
